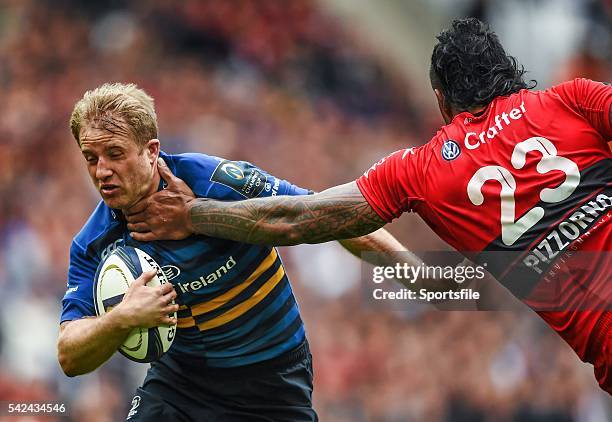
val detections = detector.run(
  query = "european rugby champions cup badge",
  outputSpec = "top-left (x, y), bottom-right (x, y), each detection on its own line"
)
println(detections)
top-left (441, 140), bottom-right (461, 161)
top-left (210, 160), bottom-right (268, 198)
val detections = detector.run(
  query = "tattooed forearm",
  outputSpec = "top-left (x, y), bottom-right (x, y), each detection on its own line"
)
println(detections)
top-left (189, 181), bottom-right (386, 245)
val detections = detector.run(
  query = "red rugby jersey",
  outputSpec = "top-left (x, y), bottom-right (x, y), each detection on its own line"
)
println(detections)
top-left (357, 78), bottom-right (611, 363)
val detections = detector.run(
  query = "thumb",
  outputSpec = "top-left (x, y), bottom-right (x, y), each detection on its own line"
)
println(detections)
top-left (157, 157), bottom-right (176, 187)
top-left (134, 269), bottom-right (157, 286)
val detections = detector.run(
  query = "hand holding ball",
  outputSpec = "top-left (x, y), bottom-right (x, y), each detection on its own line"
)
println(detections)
top-left (94, 246), bottom-right (178, 362)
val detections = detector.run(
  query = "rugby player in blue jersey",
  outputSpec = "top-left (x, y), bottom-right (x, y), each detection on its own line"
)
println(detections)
top-left (57, 83), bottom-right (408, 421)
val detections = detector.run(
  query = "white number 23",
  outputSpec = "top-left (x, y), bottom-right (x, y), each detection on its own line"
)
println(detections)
top-left (467, 137), bottom-right (580, 246)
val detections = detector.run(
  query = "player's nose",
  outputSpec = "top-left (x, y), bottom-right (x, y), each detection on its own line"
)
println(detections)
top-left (95, 158), bottom-right (113, 180)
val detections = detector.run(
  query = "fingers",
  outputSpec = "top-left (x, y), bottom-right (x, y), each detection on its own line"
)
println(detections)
top-left (160, 282), bottom-right (174, 295)
top-left (124, 199), bottom-right (148, 217)
top-left (159, 158), bottom-right (195, 196)
top-left (162, 287), bottom-right (177, 302)
top-left (157, 158), bottom-right (176, 187)
top-left (127, 222), bottom-right (149, 232)
top-left (161, 314), bottom-right (178, 325)
top-left (130, 231), bottom-right (158, 242)
top-left (125, 212), bottom-right (147, 224)
top-left (162, 303), bottom-right (180, 315)
top-left (133, 269), bottom-right (157, 286)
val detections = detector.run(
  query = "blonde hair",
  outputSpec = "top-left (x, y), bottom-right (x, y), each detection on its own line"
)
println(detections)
top-left (70, 82), bottom-right (158, 147)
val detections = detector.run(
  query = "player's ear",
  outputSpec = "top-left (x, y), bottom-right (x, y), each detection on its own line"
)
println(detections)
top-left (145, 139), bottom-right (160, 165)
top-left (434, 89), bottom-right (453, 124)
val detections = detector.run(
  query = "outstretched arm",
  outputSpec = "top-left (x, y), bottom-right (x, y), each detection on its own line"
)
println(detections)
top-left (125, 160), bottom-right (480, 295)
top-left (126, 159), bottom-right (386, 246)
top-left (189, 181), bottom-right (385, 245)
top-left (338, 228), bottom-right (405, 261)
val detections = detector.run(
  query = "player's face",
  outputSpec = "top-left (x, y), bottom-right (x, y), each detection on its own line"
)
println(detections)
top-left (79, 120), bottom-right (160, 210)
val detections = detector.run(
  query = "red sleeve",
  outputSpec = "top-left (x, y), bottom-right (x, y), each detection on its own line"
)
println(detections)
top-left (550, 78), bottom-right (611, 137)
top-left (356, 147), bottom-right (427, 222)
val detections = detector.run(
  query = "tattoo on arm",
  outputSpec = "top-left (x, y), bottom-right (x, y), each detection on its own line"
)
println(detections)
top-left (189, 181), bottom-right (386, 245)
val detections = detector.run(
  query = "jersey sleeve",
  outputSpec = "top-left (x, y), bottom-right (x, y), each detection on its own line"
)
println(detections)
top-left (169, 153), bottom-right (310, 200)
top-left (208, 159), bottom-right (311, 199)
top-left (550, 78), bottom-right (611, 137)
top-left (60, 239), bottom-right (97, 324)
top-left (355, 147), bottom-right (428, 222)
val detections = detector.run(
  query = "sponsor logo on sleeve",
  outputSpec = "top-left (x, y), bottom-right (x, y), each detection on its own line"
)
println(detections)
top-left (66, 286), bottom-right (79, 294)
top-left (221, 162), bottom-right (244, 180)
top-left (363, 156), bottom-right (388, 179)
top-left (211, 160), bottom-right (267, 198)
top-left (401, 148), bottom-right (415, 159)
top-left (441, 140), bottom-right (461, 161)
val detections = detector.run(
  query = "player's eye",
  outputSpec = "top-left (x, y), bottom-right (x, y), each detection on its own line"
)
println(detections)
top-left (85, 156), bottom-right (97, 164)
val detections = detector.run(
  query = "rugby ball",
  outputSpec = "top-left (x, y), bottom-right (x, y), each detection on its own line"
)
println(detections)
top-left (94, 246), bottom-right (176, 362)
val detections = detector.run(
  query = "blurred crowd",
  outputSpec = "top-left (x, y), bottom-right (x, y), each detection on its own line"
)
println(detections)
top-left (0, 0), bottom-right (609, 421)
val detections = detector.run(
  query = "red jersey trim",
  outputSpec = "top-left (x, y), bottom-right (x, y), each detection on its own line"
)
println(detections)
top-left (604, 95), bottom-right (612, 137)
top-left (590, 311), bottom-right (612, 364)
top-left (356, 177), bottom-right (394, 223)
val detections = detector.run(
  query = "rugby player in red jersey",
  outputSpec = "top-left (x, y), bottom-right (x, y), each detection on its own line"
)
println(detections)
top-left (126, 18), bottom-right (611, 394)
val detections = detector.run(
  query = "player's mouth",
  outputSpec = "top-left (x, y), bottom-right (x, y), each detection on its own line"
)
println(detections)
top-left (100, 184), bottom-right (120, 196)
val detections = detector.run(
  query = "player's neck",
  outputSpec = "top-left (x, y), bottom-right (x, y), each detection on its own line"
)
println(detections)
top-left (453, 104), bottom-right (488, 118)
top-left (145, 169), bottom-right (162, 199)
top-left (445, 104), bottom-right (488, 124)
top-left (120, 171), bottom-right (161, 214)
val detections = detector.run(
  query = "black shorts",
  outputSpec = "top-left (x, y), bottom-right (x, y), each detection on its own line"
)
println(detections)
top-left (125, 341), bottom-right (317, 421)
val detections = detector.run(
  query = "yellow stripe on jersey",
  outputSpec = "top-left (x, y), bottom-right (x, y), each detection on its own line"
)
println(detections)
top-left (177, 304), bottom-right (195, 328)
top-left (190, 248), bottom-right (278, 317)
top-left (198, 265), bottom-right (285, 331)
top-left (176, 304), bottom-right (195, 328)
top-left (177, 316), bottom-right (195, 328)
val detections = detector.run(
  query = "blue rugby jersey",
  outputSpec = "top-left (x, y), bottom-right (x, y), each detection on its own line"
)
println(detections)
top-left (61, 151), bottom-right (310, 368)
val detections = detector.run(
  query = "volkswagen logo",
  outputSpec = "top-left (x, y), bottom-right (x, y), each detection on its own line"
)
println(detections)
top-left (441, 140), bottom-right (461, 161)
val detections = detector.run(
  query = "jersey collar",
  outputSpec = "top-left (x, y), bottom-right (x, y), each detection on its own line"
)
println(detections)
top-left (452, 98), bottom-right (496, 125)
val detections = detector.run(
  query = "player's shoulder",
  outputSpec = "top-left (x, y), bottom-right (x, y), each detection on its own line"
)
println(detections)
top-left (160, 150), bottom-right (242, 197)
top-left (72, 200), bottom-right (117, 253)
top-left (161, 151), bottom-right (222, 178)
top-left (375, 127), bottom-right (457, 174)
top-left (531, 78), bottom-right (610, 101)
top-left (549, 77), bottom-right (609, 91)
top-left (425, 124), bottom-right (463, 161)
